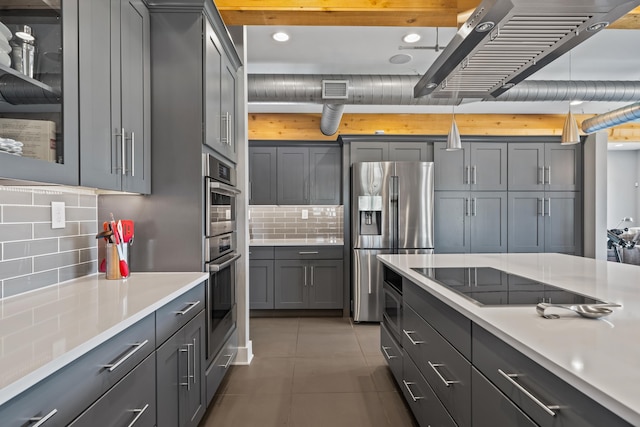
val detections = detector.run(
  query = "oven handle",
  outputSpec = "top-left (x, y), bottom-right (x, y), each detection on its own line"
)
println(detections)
top-left (208, 253), bottom-right (241, 272)
top-left (208, 180), bottom-right (241, 195)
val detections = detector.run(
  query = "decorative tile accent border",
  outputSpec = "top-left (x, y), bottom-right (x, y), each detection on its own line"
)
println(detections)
top-left (0, 186), bottom-right (98, 298)
top-left (249, 205), bottom-right (343, 240)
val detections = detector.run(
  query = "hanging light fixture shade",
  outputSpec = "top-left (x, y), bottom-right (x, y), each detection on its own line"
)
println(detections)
top-left (561, 110), bottom-right (580, 145)
top-left (446, 117), bottom-right (462, 151)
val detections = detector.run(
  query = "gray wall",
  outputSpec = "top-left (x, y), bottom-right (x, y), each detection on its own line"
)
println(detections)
top-left (0, 186), bottom-right (97, 298)
top-left (607, 150), bottom-right (639, 229)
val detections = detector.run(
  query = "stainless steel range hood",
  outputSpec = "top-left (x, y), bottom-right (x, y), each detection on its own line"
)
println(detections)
top-left (414, 0), bottom-right (640, 99)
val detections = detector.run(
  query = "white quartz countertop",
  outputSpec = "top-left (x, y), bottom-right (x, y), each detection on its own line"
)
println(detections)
top-left (0, 272), bottom-right (208, 406)
top-left (377, 253), bottom-right (640, 425)
top-left (250, 237), bottom-right (343, 246)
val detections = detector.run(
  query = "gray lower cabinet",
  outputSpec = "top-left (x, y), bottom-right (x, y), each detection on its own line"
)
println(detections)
top-left (79, 0), bottom-right (151, 193)
top-left (434, 142), bottom-right (507, 191)
top-left (249, 147), bottom-right (278, 205)
top-left (434, 191), bottom-right (508, 253)
top-left (508, 142), bottom-right (581, 191)
top-left (69, 353), bottom-right (156, 427)
top-left (157, 310), bottom-right (206, 427)
top-left (249, 259), bottom-right (275, 309)
top-left (273, 246), bottom-right (344, 309)
top-left (508, 191), bottom-right (582, 254)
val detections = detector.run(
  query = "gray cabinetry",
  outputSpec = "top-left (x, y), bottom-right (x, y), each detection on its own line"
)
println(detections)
top-left (79, 0), bottom-right (151, 193)
top-left (157, 310), bottom-right (206, 427)
top-left (434, 142), bottom-right (507, 191)
top-left (350, 140), bottom-right (432, 163)
top-left (0, 0), bottom-right (79, 185)
top-left (273, 246), bottom-right (343, 309)
top-left (277, 147), bottom-right (309, 205)
top-left (434, 191), bottom-right (508, 253)
top-left (205, 329), bottom-right (238, 405)
top-left (508, 143), bottom-right (581, 191)
top-left (69, 353), bottom-right (156, 427)
top-left (249, 247), bottom-right (275, 309)
top-left (508, 192), bottom-right (582, 254)
top-left (249, 147), bottom-right (278, 205)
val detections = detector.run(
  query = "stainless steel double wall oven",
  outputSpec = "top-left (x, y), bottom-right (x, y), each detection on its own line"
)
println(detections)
top-left (204, 155), bottom-right (240, 360)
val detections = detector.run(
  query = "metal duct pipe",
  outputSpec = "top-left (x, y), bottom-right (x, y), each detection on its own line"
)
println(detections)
top-left (248, 74), bottom-right (455, 105)
top-left (320, 104), bottom-right (345, 136)
top-left (581, 102), bottom-right (640, 134)
top-left (495, 81), bottom-right (640, 102)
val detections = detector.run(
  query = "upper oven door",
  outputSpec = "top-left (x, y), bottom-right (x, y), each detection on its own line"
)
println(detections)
top-left (206, 179), bottom-right (240, 237)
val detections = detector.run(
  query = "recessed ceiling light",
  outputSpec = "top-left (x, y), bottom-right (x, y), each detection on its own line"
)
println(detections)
top-left (389, 53), bottom-right (412, 64)
top-left (402, 33), bottom-right (421, 43)
top-left (272, 32), bottom-right (290, 42)
top-left (570, 100), bottom-right (584, 106)
top-left (615, 144), bottom-right (624, 147)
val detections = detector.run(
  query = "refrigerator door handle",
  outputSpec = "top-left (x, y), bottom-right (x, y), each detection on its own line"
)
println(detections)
top-left (389, 176), bottom-right (399, 252)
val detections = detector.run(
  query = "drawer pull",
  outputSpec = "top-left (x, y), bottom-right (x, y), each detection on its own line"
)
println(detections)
top-left (403, 329), bottom-right (425, 345)
top-left (428, 361), bottom-right (460, 387)
top-left (29, 409), bottom-right (58, 426)
top-left (402, 380), bottom-right (424, 402)
top-left (104, 340), bottom-right (149, 372)
top-left (498, 369), bottom-right (560, 417)
top-left (173, 300), bottom-right (201, 316)
top-left (219, 353), bottom-right (235, 369)
top-left (127, 403), bottom-right (149, 427)
top-left (298, 251), bottom-right (319, 255)
top-left (381, 346), bottom-right (397, 360)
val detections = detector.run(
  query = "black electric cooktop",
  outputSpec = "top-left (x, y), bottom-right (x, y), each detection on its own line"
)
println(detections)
top-left (411, 267), bottom-right (605, 306)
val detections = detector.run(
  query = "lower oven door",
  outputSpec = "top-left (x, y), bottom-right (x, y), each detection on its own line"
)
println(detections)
top-left (207, 253), bottom-right (241, 360)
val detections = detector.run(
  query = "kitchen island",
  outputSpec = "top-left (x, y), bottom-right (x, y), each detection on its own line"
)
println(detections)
top-left (378, 253), bottom-right (640, 426)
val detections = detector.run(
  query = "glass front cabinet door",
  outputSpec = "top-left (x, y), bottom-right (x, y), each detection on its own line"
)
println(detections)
top-left (0, 0), bottom-right (79, 185)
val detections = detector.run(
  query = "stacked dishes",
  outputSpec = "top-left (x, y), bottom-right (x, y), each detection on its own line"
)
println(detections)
top-left (0, 21), bottom-right (12, 67)
top-left (0, 138), bottom-right (23, 156)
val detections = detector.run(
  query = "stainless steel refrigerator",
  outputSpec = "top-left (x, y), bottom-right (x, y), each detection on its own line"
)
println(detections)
top-left (351, 161), bottom-right (434, 322)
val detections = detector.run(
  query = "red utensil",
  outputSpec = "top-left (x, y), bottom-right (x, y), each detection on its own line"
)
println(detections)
top-left (121, 219), bottom-right (134, 243)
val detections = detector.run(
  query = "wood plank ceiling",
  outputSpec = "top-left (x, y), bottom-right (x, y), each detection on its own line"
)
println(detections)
top-left (217, 0), bottom-right (640, 141)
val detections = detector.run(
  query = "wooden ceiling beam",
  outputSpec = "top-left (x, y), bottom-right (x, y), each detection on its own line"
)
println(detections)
top-left (248, 113), bottom-right (640, 143)
top-left (216, 0), bottom-right (640, 29)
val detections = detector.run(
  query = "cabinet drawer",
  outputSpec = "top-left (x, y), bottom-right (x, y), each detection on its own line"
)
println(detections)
top-left (380, 322), bottom-right (403, 387)
top-left (404, 278), bottom-right (471, 359)
top-left (156, 282), bottom-right (206, 346)
top-left (69, 353), bottom-right (156, 427)
top-left (471, 367), bottom-right (537, 427)
top-left (403, 305), bottom-right (471, 427)
top-left (249, 246), bottom-right (274, 260)
top-left (472, 325), bottom-right (631, 427)
top-left (205, 329), bottom-right (238, 405)
top-left (401, 353), bottom-right (457, 427)
top-left (0, 314), bottom-right (155, 427)
top-left (275, 246), bottom-right (343, 260)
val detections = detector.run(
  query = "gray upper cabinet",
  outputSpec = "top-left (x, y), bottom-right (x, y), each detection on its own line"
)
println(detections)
top-left (350, 140), bottom-right (432, 163)
top-left (79, 0), bottom-right (151, 194)
top-left (204, 20), bottom-right (237, 163)
top-left (435, 191), bottom-right (508, 253)
top-left (434, 142), bottom-right (507, 191)
top-left (508, 143), bottom-right (581, 191)
top-left (249, 146), bottom-right (278, 205)
top-left (309, 147), bottom-right (341, 205)
top-left (0, 0), bottom-right (79, 186)
top-left (508, 192), bottom-right (582, 255)
top-left (277, 147), bottom-right (309, 205)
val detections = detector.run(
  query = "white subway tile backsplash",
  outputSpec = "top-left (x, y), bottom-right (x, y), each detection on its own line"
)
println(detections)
top-left (249, 205), bottom-right (343, 240)
top-left (1, 186), bottom-right (98, 298)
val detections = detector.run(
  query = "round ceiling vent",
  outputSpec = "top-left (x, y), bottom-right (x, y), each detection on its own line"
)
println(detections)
top-left (389, 54), bottom-right (412, 64)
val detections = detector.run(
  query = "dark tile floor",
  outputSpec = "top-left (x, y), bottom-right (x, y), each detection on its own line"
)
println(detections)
top-left (200, 317), bottom-right (418, 427)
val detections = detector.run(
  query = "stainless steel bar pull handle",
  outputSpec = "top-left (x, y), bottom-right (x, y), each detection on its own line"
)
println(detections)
top-left (381, 346), bottom-right (397, 360)
top-left (472, 165), bottom-right (477, 185)
top-left (472, 198), bottom-right (477, 216)
top-left (547, 198), bottom-right (551, 216)
top-left (226, 112), bottom-right (232, 146)
top-left (29, 409), bottom-right (58, 427)
top-left (173, 300), bottom-right (201, 316)
top-left (298, 251), bottom-right (319, 255)
top-left (402, 329), bottom-right (425, 345)
top-left (127, 403), bottom-right (150, 427)
top-left (219, 353), bottom-right (234, 369)
top-left (310, 266), bottom-right (314, 286)
top-left (465, 198), bottom-right (470, 217)
top-left (547, 166), bottom-right (551, 184)
top-left (402, 380), bottom-right (424, 402)
top-left (131, 131), bottom-right (135, 177)
top-left (179, 345), bottom-right (191, 389)
top-left (104, 340), bottom-right (149, 372)
top-left (192, 338), bottom-right (197, 384)
top-left (538, 198), bottom-right (543, 216)
top-left (121, 127), bottom-right (126, 175)
top-left (498, 369), bottom-right (560, 417)
top-left (428, 361), bottom-right (460, 387)
top-left (538, 167), bottom-right (543, 184)
top-left (304, 266), bottom-right (308, 286)
top-left (465, 165), bottom-right (470, 184)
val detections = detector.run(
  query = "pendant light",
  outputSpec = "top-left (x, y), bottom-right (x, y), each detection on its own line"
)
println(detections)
top-left (561, 52), bottom-right (580, 145)
top-left (446, 105), bottom-right (462, 151)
